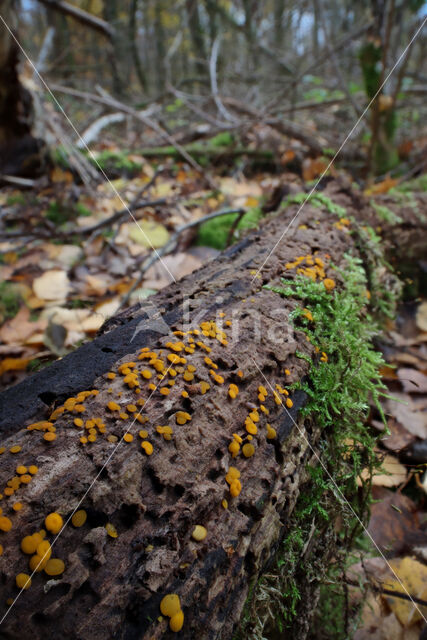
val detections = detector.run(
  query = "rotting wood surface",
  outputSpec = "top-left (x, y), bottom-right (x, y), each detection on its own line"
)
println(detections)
top-left (0, 181), bottom-right (424, 640)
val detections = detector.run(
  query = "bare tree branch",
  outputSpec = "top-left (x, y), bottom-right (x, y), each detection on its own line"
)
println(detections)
top-left (37, 0), bottom-right (115, 39)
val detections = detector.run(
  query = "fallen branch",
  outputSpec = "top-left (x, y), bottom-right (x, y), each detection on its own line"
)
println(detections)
top-left (36, 0), bottom-right (115, 39)
top-left (118, 206), bottom-right (245, 309)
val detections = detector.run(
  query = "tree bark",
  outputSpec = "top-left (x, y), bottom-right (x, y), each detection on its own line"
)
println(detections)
top-left (0, 181), bottom-right (425, 639)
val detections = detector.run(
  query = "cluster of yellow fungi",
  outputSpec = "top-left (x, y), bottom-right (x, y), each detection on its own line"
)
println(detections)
top-left (284, 252), bottom-right (336, 291)
top-left (0, 305), bottom-right (305, 630)
top-left (160, 593), bottom-right (184, 632)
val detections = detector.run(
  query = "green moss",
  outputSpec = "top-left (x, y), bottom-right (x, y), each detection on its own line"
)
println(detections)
top-left (0, 282), bottom-right (22, 322)
top-left (282, 192), bottom-right (347, 217)
top-left (370, 200), bottom-right (402, 225)
top-left (235, 253), bottom-right (395, 639)
top-left (395, 174), bottom-right (427, 193)
top-left (197, 207), bottom-right (263, 250)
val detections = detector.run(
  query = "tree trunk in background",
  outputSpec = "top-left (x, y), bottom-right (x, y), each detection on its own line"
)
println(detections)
top-left (186, 0), bottom-right (207, 80)
top-left (129, 0), bottom-right (148, 93)
top-left (0, 0), bottom-right (47, 178)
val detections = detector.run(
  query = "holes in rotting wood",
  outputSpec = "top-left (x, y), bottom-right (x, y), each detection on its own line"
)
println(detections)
top-left (146, 467), bottom-right (164, 495)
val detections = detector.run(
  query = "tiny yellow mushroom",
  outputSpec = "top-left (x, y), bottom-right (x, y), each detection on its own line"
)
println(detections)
top-left (170, 610), bottom-right (184, 632)
top-left (160, 594), bottom-right (181, 618)
top-left (45, 512), bottom-right (63, 534)
top-left (107, 401), bottom-right (121, 412)
top-left (323, 278), bottom-right (335, 291)
top-left (44, 558), bottom-right (65, 576)
top-left (16, 573), bottom-right (31, 590)
top-left (105, 523), bottom-right (118, 538)
top-left (228, 384), bottom-right (239, 399)
top-left (0, 516), bottom-right (12, 532)
top-left (141, 441), bottom-right (153, 455)
top-left (21, 535), bottom-right (38, 555)
top-left (242, 443), bottom-right (255, 458)
top-left (228, 440), bottom-right (240, 458)
top-left (71, 510), bottom-right (87, 528)
top-left (9, 445), bottom-right (21, 454)
top-left (43, 432), bottom-right (56, 442)
top-left (266, 424), bottom-right (277, 439)
top-left (192, 525), bottom-right (207, 541)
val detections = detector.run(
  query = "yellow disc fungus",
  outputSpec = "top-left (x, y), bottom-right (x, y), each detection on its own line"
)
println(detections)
top-left (228, 384), bottom-right (239, 399)
top-left (107, 372), bottom-right (116, 379)
top-left (45, 512), bottom-right (63, 534)
top-left (37, 540), bottom-right (52, 563)
top-left (176, 411), bottom-right (191, 425)
top-left (222, 499), bottom-right (228, 509)
top-left (123, 433), bottom-right (133, 443)
top-left (45, 558), bottom-right (65, 576)
top-left (87, 434), bottom-right (96, 443)
top-left (71, 510), bottom-right (87, 528)
top-left (225, 467), bottom-right (240, 484)
top-left (228, 441), bottom-right (240, 458)
top-left (266, 424), bottom-right (277, 439)
top-left (20, 474), bottom-right (32, 484)
top-left (160, 593), bottom-right (181, 618)
top-left (21, 535), bottom-right (38, 554)
top-left (285, 398), bottom-right (293, 408)
top-left (80, 436), bottom-right (88, 444)
top-left (191, 525), bottom-right (207, 541)
top-left (126, 404), bottom-right (137, 413)
top-left (105, 523), bottom-right (118, 538)
top-left (170, 610), bottom-right (184, 632)
top-left (16, 465), bottom-right (27, 475)
top-left (0, 516), bottom-right (12, 532)
top-left (107, 401), bottom-right (120, 412)
top-left (230, 479), bottom-right (242, 497)
top-left (74, 418), bottom-right (84, 427)
top-left (29, 554), bottom-right (47, 572)
top-left (28, 465), bottom-right (38, 475)
top-left (141, 441), bottom-right (153, 455)
top-left (200, 381), bottom-right (210, 394)
top-left (16, 573), bottom-right (31, 590)
top-left (242, 443), bottom-right (255, 458)
top-left (323, 278), bottom-right (335, 291)
top-left (138, 430), bottom-right (148, 439)
top-left (43, 432), bottom-right (56, 442)
top-left (12, 502), bottom-right (23, 512)
top-left (9, 446), bottom-right (21, 454)
top-left (159, 387), bottom-right (170, 396)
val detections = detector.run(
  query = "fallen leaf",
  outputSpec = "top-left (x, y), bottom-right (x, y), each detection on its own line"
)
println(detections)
top-left (359, 453), bottom-right (407, 487)
top-left (84, 274), bottom-right (109, 296)
top-left (128, 220), bottom-right (170, 248)
top-left (368, 487), bottom-right (419, 553)
top-left (398, 369), bottom-right (427, 394)
top-left (383, 557), bottom-right (427, 626)
top-left (0, 357), bottom-right (29, 375)
top-left (385, 393), bottom-right (427, 439)
top-left (33, 270), bottom-right (70, 302)
top-left (0, 306), bottom-right (47, 344)
top-left (416, 302), bottom-right (427, 332)
top-left (380, 418), bottom-right (416, 452)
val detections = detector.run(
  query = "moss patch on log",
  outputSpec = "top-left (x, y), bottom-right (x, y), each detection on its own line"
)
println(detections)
top-left (235, 252), bottom-right (398, 639)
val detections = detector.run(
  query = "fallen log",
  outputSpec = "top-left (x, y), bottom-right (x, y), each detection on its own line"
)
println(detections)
top-left (0, 180), bottom-right (425, 639)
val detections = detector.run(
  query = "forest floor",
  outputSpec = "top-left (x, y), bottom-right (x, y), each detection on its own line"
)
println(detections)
top-left (1, 146), bottom-right (427, 638)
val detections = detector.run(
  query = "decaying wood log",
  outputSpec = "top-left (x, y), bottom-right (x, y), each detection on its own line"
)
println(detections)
top-left (0, 181), bottom-right (425, 640)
